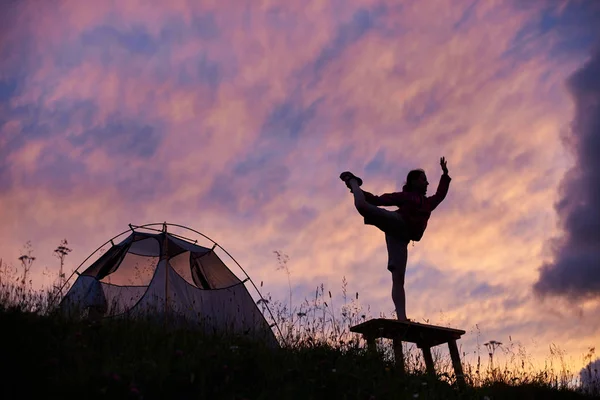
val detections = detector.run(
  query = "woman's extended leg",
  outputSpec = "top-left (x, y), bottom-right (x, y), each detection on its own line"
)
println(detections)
top-left (348, 179), bottom-right (371, 216)
top-left (345, 176), bottom-right (408, 236)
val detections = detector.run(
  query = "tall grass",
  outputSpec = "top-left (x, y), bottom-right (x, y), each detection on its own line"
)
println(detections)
top-left (1, 251), bottom-right (599, 399)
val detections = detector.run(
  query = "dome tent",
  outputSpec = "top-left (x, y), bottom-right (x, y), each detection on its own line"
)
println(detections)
top-left (59, 223), bottom-right (279, 347)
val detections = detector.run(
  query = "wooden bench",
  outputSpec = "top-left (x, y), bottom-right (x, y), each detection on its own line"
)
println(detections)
top-left (350, 318), bottom-right (466, 388)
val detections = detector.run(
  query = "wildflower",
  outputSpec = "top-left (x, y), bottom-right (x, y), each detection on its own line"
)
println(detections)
top-left (332, 369), bottom-right (337, 373)
top-left (413, 394), bottom-right (419, 398)
top-left (174, 349), bottom-right (184, 357)
top-left (112, 373), bottom-right (121, 381)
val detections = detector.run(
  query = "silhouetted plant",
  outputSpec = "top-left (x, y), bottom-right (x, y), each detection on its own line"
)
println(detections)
top-left (18, 241), bottom-right (36, 288)
top-left (53, 238), bottom-right (72, 296)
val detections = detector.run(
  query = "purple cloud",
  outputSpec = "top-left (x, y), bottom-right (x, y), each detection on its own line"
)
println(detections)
top-left (534, 49), bottom-right (600, 300)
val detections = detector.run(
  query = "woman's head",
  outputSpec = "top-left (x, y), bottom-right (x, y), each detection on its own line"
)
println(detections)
top-left (403, 169), bottom-right (428, 195)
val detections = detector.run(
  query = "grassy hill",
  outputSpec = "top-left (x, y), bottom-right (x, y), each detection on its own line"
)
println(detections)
top-left (1, 285), bottom-right (598, 400)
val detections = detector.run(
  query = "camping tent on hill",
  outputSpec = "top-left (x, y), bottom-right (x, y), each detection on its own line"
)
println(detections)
top-left (59, 223), bottom-right (279, 347)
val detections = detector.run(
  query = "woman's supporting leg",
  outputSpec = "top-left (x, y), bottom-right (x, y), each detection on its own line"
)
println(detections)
top-left (391, 268), bottom-right (407, 320)
top-left (386, 234), bottom-right (409, 321)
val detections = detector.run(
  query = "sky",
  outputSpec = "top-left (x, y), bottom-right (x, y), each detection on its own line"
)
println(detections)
top-left (1, 0), bottom-right (599, 376)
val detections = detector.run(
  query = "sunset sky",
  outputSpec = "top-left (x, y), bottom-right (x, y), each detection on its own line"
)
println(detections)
top-left (1, 0), bottom-right (599, 375)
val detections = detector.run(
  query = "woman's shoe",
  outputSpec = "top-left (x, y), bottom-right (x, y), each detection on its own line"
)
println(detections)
top-left (339, 171), bottom-right (363, 191)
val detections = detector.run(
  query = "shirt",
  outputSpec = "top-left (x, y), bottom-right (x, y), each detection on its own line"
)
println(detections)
top-left (362, 173), bottom-right (451, 241)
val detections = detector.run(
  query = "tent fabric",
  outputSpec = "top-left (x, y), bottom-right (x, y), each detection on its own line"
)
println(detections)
top-left (60, 230), bottom-right (278, 347)
top-left (81, 241), bottom-right (130, 280)
top-left (190, 251), bottom-right (242, 289)
top-left (61, 275), bottom-right (107, 314)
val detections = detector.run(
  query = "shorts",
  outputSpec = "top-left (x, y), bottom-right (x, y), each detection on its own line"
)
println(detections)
top-left (363, 204), bottom-right (409, 238)
top-left (385, 233), bottom-right (408, 272)
top-left (362, 204), bottom-right (410, 271)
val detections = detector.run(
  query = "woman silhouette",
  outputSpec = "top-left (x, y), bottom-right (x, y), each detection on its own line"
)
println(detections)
top-left (340, 157), bottom-right (451, 321)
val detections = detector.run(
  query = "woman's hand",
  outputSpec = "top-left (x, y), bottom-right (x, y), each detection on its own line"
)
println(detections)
top-left (440, 157), bottom-right (448, 175)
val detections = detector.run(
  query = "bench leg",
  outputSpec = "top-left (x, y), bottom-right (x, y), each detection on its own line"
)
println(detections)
top-left (393, 338), bottom-right (405, 376)
top-left (448, 339), bottom-right (466, 389)
top-left (365, 335), bottom-right (377, 354)
top-left (421, 346), bottom-right (435, 377)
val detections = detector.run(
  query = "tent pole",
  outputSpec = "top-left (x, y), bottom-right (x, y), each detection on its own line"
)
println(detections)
top-left (163, 222), bottom-right (169, 326)
top-left (130, 224), bottom-right (199, 244)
